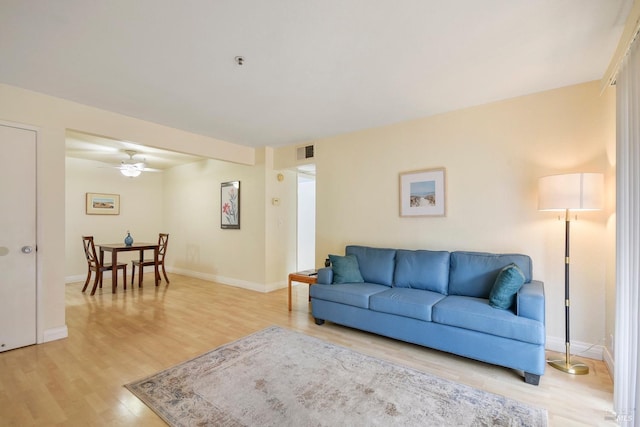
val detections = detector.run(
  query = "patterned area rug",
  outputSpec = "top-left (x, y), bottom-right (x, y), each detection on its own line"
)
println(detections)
top-left (125, 326), bottom-right (547, 426)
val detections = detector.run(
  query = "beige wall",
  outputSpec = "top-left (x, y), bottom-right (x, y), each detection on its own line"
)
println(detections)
top-left (68, 149), bottom-right (295, 292)
top-left (163, 157), bottom-right (270, 290)
top-left (604, 101), bottom-right (617, 365)
top-left (276, 81), bottom-right (615, 357)
top-left (0, 83), bottom-right (293, 343)
top-left (65, 156), bottom-right (165, 279)
top-left (160, 148), bottom-right (296, 291)
top-left (1, 80), bottom-right (617, 361)
top-left (263, 147), bottom-right (299, 287)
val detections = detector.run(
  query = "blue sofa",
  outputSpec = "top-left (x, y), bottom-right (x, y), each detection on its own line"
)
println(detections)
top-left (310, 245), bottom-right (546, 385)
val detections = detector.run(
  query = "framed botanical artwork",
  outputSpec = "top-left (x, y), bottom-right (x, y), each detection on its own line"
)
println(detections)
top-left (221, 181), bottom-right (240, 229)
top-left (399, 168), bottom-right (446, 217)
top-left (86, 192), bottom-right (120, 215)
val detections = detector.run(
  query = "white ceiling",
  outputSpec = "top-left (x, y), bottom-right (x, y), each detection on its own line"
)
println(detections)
top-left (0, 0), bottom-right (632, 150)
top-left (65, 130), bottom-right (205, 170)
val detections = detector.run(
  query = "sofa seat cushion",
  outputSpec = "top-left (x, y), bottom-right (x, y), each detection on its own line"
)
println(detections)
top-left (370, 288), bottom-right (446, 321)
top-left (393, 249), bottom-right (450, 294)
top-left (310, 283), bottom-right (389, 309)
top-left (432, 296), bottom-right (545, 345)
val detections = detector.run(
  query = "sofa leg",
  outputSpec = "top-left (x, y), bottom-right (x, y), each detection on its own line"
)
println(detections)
top-left (524, 372), bottom-right (540, 385)
top-left (314, 318), bottom-right (325, 325)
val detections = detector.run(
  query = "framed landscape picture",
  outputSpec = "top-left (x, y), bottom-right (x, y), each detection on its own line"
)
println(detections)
top-left (221, 181), bottom-right (240, 229)
top-left (399, 168), bottom-right (446, 217)
top-left (86, 192), bottom-right (120, 215)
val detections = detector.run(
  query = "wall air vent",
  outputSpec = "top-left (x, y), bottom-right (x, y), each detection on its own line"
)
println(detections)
top-left (296, 144), bottom-right (314, 161)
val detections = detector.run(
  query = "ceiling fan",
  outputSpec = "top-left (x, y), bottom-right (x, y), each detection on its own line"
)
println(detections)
top-left (117, 150), bottom-right (157, 177)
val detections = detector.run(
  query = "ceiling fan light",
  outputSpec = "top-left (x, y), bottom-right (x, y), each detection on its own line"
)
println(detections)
top-left (120, 164), bottom-right (142, 177)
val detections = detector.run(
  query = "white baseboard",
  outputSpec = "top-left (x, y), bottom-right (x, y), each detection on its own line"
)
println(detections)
top-left (265, 280), bottom-right (288, 292)
top-left (65, 274), bottom-right (86, 284)
top-left (42, 325), bottom-right (68, 343)
top-left (602, 345), bottom-right (615, 377)
top-left (67, 268), bottom-right (289, 293)
top-left (169, 267), bottom-right (287, 293)
top-left (545, 335), bottom-right (603, 360)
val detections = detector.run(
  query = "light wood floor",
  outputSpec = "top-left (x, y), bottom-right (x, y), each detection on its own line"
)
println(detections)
top-left (0, 274), bottom-right (615, 426)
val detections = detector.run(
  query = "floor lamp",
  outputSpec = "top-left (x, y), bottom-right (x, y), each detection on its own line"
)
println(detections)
top-left (538, 172), bottom-right (604, 375)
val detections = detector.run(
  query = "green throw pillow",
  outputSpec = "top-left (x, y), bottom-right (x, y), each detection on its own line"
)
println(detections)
top-left (489, 263), bottom-right (525, 310)
top-left (329, 254), bottom-right (364, 284)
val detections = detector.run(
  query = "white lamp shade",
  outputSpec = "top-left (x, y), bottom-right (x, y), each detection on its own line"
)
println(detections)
top-left (538, 173), bottom-right (604, 211)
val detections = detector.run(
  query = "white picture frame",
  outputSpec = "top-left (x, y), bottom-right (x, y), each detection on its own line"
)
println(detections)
top-left (399, 168), bottom-right (446, 217)
top-left (86, 192), bottom-right (120, 215)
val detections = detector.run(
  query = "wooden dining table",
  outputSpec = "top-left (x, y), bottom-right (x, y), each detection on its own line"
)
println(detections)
top-left (98, 242), bottom-right (160, 293)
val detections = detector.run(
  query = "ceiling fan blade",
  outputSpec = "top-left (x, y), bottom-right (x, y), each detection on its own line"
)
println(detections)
top-left (95, 156), bottom-right (162, 174)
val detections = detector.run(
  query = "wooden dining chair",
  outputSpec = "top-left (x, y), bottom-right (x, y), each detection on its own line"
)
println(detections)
top-left (131, 233), bottom-right (170, 286)
top-left (81, 236), bottom-right (128, 295)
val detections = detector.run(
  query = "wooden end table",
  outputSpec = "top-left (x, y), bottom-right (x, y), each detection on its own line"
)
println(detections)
top-left (288, 271), bottom-right (317, 311)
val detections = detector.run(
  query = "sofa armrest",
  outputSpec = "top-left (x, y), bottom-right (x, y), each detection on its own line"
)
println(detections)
top-left (516, 280), bottom-right (545, 323)
top-left (317, 267), bottom-right (333, 285)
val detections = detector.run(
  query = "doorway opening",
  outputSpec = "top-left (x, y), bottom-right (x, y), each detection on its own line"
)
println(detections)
top-left (296, 165), bottom-right (315, 271)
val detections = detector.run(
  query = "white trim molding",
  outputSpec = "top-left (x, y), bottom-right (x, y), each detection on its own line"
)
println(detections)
top-left (67, 269), bottom-right (288, 292)
top-left (42, 325), bottom-right (68, 343)
top-left (603, 345), bottom-right (615, 379)
top-left (65, 274), bottom-right (87, 284)
top-left (545, 335), bottom-right (603, 361)
top-left (601, 0), bottom-right (640, 89)
top-left (168, 267), bottom-right (286, 293)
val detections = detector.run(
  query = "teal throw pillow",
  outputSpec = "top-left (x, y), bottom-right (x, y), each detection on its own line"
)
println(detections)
top-left (329, 254), bottom-right (364, 284)
top-left (489, 263), bottom-right (525, 310)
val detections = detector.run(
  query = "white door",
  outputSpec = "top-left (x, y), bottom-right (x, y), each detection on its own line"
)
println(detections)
top-left (0, 124), bottom-right (37, 352)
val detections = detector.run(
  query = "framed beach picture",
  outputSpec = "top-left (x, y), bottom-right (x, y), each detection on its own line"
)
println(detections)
top-left (399, 168), bottom-right (446, 217)
top-left (221, 181), bottom-right (241, 229)
top-left (86, 192), bottom-right (120, 215)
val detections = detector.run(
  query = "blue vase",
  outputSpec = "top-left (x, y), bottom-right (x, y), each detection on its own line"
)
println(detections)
top-left (124, 232), bottom-right (133, 246)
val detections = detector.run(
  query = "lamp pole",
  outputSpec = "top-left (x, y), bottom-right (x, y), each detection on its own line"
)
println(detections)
top-left (548, 208), bottom-right (589, 374)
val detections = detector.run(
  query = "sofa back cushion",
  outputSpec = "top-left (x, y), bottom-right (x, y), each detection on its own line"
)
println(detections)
top-left (393, 249), bottom-right (450, 294)
top-left (448, 251), bottom-right (532, 298)
top-left (346, 245), bottom-right (396, 286)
